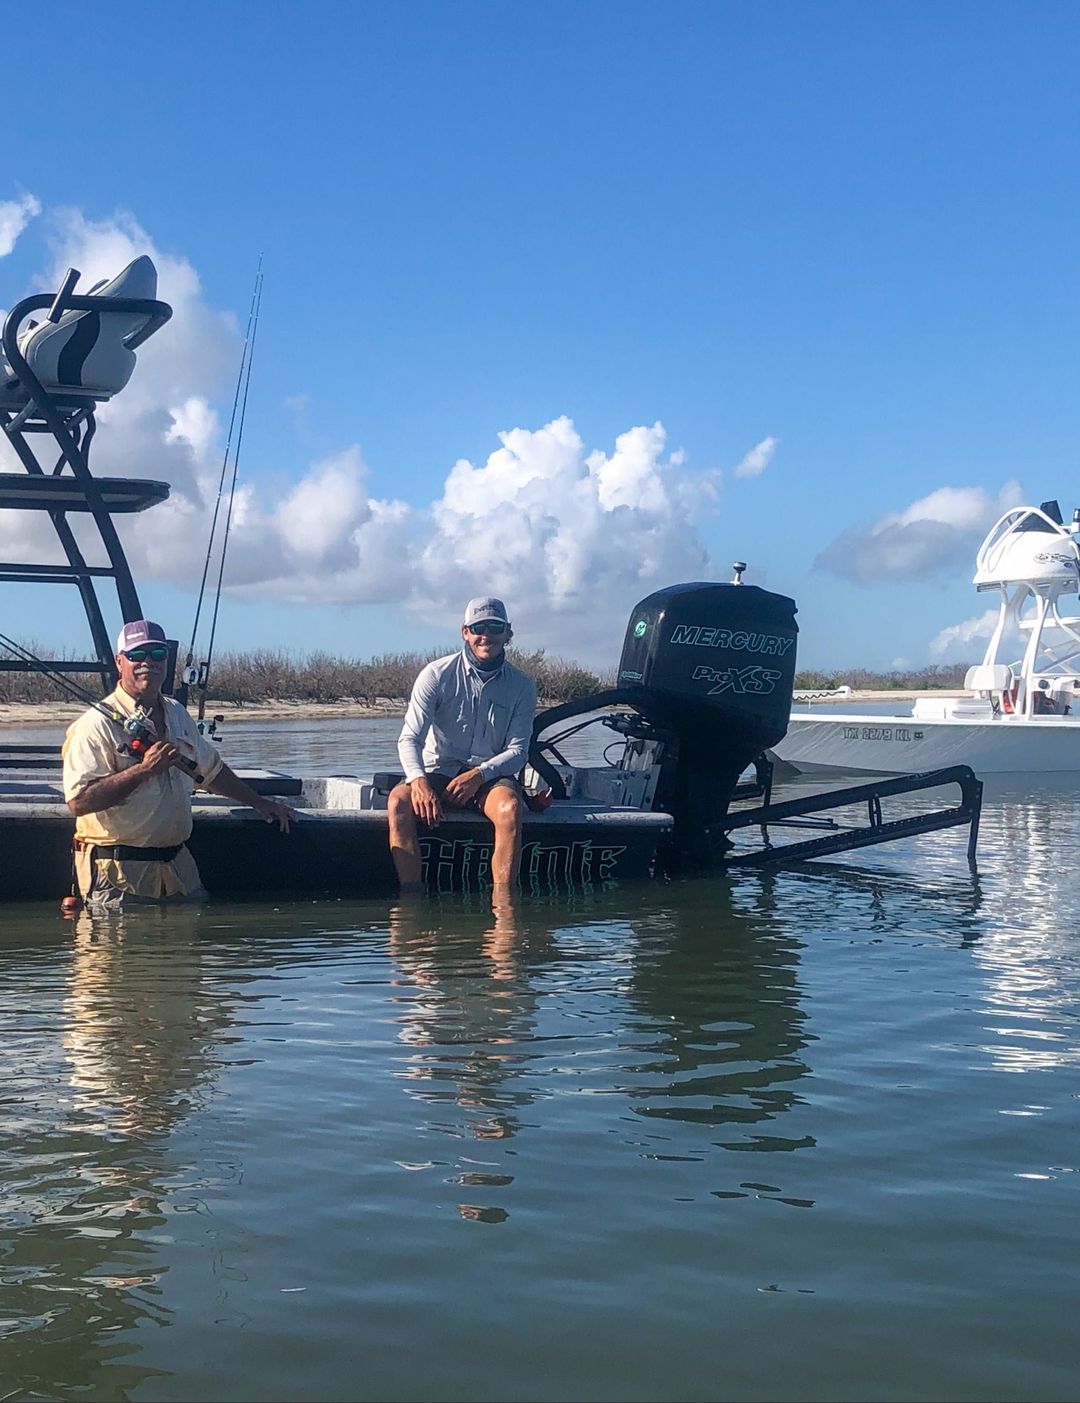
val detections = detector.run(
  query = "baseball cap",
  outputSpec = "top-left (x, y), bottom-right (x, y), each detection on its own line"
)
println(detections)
top-left (115, 619), bottom-right (167, 653)
top-left (463, 597), bottom-right (509, 628)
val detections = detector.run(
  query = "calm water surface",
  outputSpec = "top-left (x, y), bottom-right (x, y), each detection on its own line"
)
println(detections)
top-left (2, 716), bottom-right (1079, 1401)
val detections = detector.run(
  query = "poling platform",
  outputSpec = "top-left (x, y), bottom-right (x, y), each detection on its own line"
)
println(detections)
top-left (0, 256), bottom-right (173, 692)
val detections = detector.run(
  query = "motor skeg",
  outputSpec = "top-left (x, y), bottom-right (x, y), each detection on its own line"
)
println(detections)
top-left (618, 581), bottom-right (799, 865)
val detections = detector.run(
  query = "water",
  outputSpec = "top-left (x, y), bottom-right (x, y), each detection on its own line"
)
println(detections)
top-left (2, 717), bottom-right (1080, 1401)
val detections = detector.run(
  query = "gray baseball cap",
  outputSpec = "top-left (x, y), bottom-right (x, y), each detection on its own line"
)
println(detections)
top-left (463, 596), bottom-right (509, 628)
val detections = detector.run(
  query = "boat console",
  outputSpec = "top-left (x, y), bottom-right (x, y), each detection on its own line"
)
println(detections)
top-left (967, 500), bottom-right (1080, 719)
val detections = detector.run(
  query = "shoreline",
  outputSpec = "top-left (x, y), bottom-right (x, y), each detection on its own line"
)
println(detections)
top-left (0, 690), bottom-right (965, 729)
top-left (793, 689), bottom-right (967, 705)
top-left (0, 700), bottom-right (400, 728)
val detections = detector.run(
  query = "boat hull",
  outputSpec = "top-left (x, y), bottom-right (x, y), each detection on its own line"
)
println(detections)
top-left (0, 803), bottom-right (670, 903)
top-left (773, 711), bottom-right (1080, 774)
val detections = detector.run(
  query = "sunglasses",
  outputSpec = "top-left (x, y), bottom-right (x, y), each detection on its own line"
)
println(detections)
top-left (468, 621), bottom-right (507, 636)
top-left (123, 646), bottom-right (168, 662)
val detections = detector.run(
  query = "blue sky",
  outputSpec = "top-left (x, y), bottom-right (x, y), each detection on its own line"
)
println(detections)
top-left (4, 1), bottom-right (1080, 671)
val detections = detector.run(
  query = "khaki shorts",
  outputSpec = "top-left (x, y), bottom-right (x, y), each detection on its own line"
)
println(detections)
top-left (424, 772), bottom-right (522, 815)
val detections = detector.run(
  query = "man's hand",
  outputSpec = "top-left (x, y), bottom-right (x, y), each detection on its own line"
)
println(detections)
top-left (252, 798), bottom-right (298, 832)
top-left (409, 776), bottom-right (443, 826)
top-left (445, 767), bottom-right (483, 807)
top-left (138, 740), bottom-right (182, 777)
top-left (67, 739), bottom-right (182, 817)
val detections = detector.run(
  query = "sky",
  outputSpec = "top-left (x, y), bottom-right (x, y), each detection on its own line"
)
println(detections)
top-left (3, 1), bottom-right (1080, 673)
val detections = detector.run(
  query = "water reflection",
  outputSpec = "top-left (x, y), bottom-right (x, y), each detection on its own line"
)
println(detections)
top-left (383, 878), bottom-right (826, 1224)
top-left (943, 776), bottom-right (1080, 1074)
top-left (623, 878), bottom-right (814, 1158)
top-left (0, 907), bottom-right (235, 1401)
top-left (7, 718), bottom-right (1080, 1400)
top-left (773, 860), bottom-right (986, 947)
top-left (387, 896), bottom-right (548, 1146)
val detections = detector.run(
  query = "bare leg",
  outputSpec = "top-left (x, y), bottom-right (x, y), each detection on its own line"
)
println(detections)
top-left (481, 783), bottom-right (524, 890)
top-left (387, 782), bottom-right (423, 890)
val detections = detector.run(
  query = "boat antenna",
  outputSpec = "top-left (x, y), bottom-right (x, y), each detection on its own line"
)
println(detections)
top-left (182, 256), bottom-right (263, 717)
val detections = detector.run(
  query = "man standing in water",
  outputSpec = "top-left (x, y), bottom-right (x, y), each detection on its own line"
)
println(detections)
top-left (63, 620), bottom-right (296, 910)
top-left (388, 597), bottom-right (536, 895)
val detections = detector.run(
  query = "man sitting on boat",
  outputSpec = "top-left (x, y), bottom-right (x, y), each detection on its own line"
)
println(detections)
top-left (389, 596), bottom-right (537, 894)
top-left (63, 620), bottom-right (297, 911)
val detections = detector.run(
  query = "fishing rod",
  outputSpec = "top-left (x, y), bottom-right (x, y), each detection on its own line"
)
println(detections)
top-left (0, 632), bottom-right (199, 775)
top-left (202, 263), bottom-right (262, 719)
top-left (181, 258), bottom-right (264, 723)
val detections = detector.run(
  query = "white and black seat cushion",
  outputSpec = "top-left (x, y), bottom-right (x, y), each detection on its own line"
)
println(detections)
top-left (3, 255), bottom-right (158, 402)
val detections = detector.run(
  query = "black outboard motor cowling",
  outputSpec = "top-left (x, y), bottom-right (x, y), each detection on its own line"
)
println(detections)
top-left (617, 581), bottom-right (798, 865)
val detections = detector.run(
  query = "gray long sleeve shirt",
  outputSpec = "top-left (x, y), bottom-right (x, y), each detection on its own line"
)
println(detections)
top-left (397, 650), bottom-right (537, 784)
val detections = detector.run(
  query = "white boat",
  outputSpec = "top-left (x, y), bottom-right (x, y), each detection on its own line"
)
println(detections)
top-left (774, 500), bottom-right (1080, 774)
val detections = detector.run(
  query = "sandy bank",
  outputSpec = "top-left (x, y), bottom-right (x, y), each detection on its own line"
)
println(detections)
top-left (794, 689), bottom-right (967, 706)
top-left (0, 700), bottom-right (400, 729)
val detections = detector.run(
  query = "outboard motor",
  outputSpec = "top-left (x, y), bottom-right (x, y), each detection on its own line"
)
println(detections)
top-left (616, 581), bottom-right (798, 864)
top-left (529, 578), bottom-right (799, 868)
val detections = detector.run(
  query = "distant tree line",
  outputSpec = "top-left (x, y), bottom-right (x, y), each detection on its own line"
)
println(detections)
top-left (793, 662), bottom-right (970, 691)
top-left (0, 641), bottom-right (972, 706)
top-left (205, 647), bottom-right (609, 705)
top-left (0, 644), bottom-right (610, 706)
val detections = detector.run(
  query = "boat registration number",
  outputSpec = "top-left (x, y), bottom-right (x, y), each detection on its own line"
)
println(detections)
top-left (841, 726), bottom-right (919, 741)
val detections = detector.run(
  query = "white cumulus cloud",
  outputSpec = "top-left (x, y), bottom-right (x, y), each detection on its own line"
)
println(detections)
top-left (0, 205), bottom-right (728, 656)
top-left (733, 435), bottom-right (778, 479)
top-left (0, 192), bottom-right (40, 257)
top-left (930, 607), bottom-right (1008, 658)
top-left (816, 481), bottom-right (1025, 584)
top-left (416, 418), bottom-right (720, 646)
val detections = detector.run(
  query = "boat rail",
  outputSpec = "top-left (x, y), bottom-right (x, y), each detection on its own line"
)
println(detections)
top-left (722, 765), bottom-right (983, 868)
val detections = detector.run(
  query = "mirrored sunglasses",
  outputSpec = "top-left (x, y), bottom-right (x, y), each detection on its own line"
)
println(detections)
top-left (123, 645), bottom-right (168, 662)
top-left (469, 620), bottom-right (507, 636)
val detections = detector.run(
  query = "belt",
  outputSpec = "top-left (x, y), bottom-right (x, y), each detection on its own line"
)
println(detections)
top-left (87, 843), bottom-right (185, 863)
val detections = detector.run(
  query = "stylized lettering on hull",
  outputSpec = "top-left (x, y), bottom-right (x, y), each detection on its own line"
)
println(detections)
top-left (419, 837), bottom-right (628, 890)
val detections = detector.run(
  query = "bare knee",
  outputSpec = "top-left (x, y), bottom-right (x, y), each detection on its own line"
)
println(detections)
top-left (387, 783), bottom-right (416, 826)
top-left (489, 791), bottom-right (523, 832)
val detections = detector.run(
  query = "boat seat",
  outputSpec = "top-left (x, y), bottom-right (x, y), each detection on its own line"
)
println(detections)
top-left (913, 695), bottom-right (995, 721)
top-left (0, 473), bottom-right (169, 513)
top-left (964, 663), bottom-right (1014, 693)
top-left (1, 255), bottom-right (158, 403)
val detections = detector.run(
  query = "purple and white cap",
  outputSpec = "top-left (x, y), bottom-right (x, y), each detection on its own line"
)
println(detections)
top-left (115, 619), bottom-right (167, 654)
